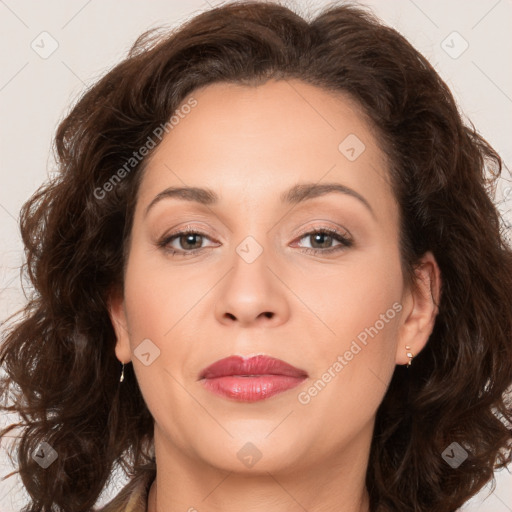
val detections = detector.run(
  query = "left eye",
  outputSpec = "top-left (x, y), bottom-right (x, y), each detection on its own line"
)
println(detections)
top-left (295, 229), bottom-right (350, 251)
top-left (291, 228), bottom-right (353, 255)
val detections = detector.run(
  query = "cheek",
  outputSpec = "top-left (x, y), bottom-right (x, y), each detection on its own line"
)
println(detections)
top-left (304, 243), bottom-right (403, 346)
top-left (120, 248), bottom-right (189, 397)
top-left (297, 245), bottom-right (403, 407)
top-left (296, 303), bottom-right (401, 448)
top-left (122, 243), bottom-right (200, 341)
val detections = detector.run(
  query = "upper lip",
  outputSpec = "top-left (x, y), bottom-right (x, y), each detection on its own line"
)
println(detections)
top-left (199, 355), bottom-right (308, 380)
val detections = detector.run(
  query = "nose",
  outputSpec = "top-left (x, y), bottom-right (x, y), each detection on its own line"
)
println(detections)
top-left (214, 241), bottom-right (290, 328)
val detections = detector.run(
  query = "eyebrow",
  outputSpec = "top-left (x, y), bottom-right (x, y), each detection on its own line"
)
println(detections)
top-left (144, 182), bottom-right (374, 218)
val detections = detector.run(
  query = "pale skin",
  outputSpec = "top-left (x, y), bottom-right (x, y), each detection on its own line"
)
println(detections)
top-left (108, 79), bottom-right (441, 512)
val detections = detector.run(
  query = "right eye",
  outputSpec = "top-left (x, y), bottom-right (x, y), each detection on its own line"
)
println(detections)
top-left (157, 228), bottom-right (219, 256)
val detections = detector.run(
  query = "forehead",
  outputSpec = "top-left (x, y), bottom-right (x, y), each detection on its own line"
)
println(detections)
top-left (136, 79), bottom-right (397, 228)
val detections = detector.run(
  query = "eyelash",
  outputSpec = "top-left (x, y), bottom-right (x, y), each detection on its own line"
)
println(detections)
top-left (157, 226), bottom-right (353, 257)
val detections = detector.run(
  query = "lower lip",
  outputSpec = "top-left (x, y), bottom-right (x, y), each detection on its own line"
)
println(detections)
top-left (201, 375), bottom-right (306, 402)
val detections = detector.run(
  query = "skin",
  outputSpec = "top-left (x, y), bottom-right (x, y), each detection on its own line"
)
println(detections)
top-left (108, 79), bottom-right (441, 512)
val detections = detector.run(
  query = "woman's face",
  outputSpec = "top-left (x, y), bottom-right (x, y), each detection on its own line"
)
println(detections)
top-left (109, 79), bottom-right (437, 476)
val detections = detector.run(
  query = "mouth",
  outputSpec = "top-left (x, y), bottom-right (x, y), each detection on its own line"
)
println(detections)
top-left (199, 355), bottom-right (308, 402)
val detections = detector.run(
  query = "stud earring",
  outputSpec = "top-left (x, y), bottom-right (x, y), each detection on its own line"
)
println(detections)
top-left (120, 363), bottom-right (125, 382)
top-left (405, 345), bottom-right (414, 367)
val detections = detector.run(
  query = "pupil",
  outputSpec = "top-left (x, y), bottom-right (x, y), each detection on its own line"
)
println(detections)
top-left (183, 234), bottom-right (201, 249)
top-left (313, 233), bottom-right (331, 248)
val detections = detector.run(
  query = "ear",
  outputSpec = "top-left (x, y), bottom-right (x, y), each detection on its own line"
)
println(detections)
top-left (395, 251), bottom-right (441, 365)
top-left (107, 285), bottom-right (132, 364)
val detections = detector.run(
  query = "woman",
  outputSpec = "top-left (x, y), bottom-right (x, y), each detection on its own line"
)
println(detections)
top-left (1, 2), bottom-right (511, 511)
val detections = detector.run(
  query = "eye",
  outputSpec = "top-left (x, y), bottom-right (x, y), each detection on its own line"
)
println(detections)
top-left (293, 227), bottom-right (353, 255)
top-left (157, 228), bottom-right (218, 256)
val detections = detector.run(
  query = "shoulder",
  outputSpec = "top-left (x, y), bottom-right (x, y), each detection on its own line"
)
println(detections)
top-left (94, 467), bottom-right (156, 512)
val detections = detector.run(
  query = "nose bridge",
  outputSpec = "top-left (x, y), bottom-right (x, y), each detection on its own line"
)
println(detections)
top-left (214, 230), bottom-right (289, 326)
top-left (229, 232), bottom-right (274, 302)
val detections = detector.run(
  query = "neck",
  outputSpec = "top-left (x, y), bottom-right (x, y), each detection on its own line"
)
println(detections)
top-left (147, 426), bottom-right (372, 512)
top-left (148, 475), bottom-right (370, 512)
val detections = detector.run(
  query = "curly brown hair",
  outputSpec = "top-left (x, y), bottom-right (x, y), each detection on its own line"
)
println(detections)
top-left (1, 2), bottom-right (511, 511)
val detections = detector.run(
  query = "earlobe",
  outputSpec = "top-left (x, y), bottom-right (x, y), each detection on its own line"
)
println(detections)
top-left (107, 286), bottom-right (132, 364)
top-left (396, 251), bottom-right (441, 365)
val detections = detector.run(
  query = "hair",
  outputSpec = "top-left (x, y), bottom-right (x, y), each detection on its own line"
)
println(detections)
top-left (1, 1), bottom-right (511, 511)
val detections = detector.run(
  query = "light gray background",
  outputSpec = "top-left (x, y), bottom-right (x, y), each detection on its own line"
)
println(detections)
top-left (0, 0), bottom-right (511, 510)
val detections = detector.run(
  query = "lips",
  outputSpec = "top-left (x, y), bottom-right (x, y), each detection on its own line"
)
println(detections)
top-left (199, 355), bottom-right (308, 402)
top-left (199, 355), bottom-right (308, 379)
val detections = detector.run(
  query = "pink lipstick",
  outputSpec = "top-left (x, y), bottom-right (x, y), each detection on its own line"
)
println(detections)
top-left (199, 355), bottom-right (308, 402)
